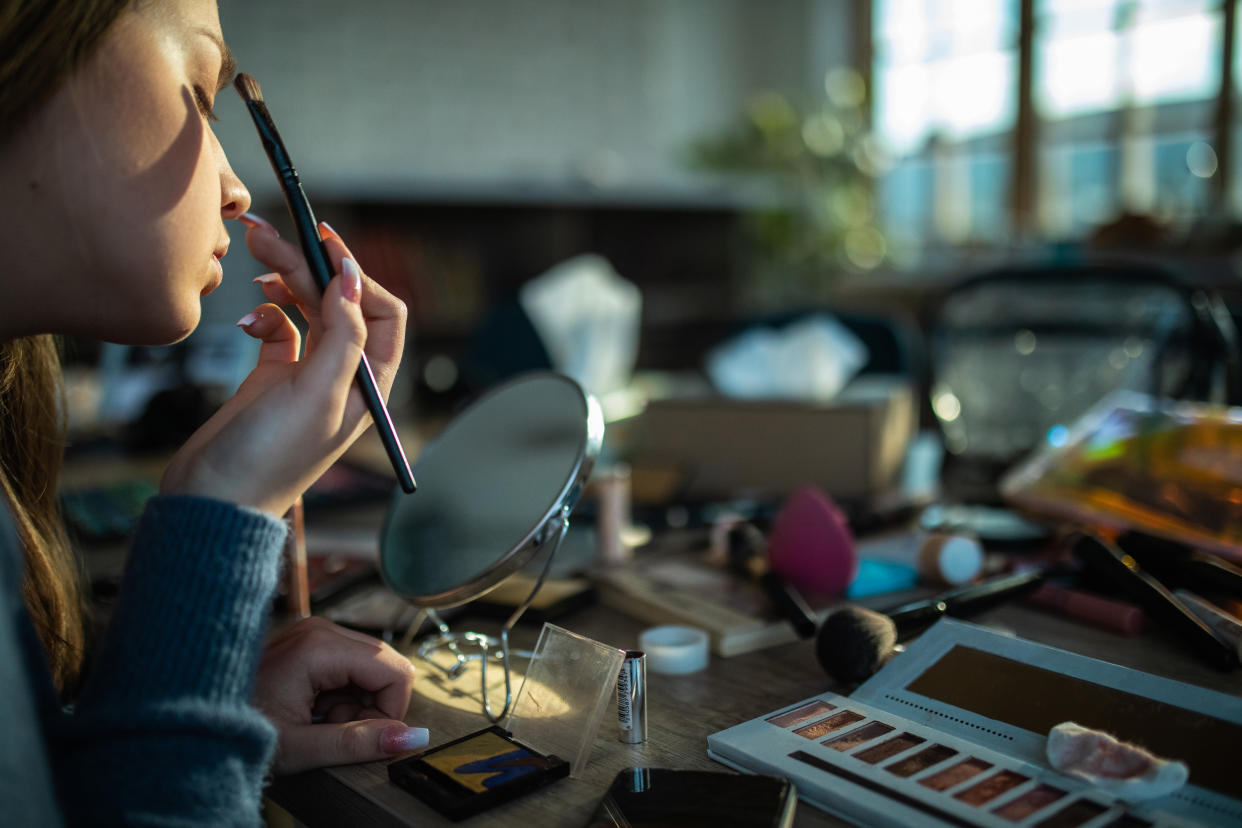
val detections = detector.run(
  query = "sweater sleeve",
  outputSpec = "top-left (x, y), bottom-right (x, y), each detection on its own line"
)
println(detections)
top-left (55, 495), bottom-right (288, 827)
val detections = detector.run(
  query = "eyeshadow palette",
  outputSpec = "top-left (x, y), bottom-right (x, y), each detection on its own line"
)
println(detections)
top-left (707, 619), bottom-right (1242, 827)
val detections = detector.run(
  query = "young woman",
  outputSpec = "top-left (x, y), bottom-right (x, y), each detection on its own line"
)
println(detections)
top-left (0, 1), bottom-right (427, 822)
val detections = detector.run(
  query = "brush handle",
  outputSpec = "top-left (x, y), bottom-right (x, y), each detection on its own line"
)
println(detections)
top-left (243, 97), bottom-right (415, 494)
top-left (884, 570), bottom-right (1045, 637)
top-left (1074, 534), bottom-right (1238, 671)
top-left (279, 177), bottom-right (416, 495)
top-left (758, 571), bottom-right (818, 639)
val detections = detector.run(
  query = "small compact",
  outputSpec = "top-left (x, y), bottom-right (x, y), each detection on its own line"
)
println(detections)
top-left (387, 726), bottom-right (569, 821)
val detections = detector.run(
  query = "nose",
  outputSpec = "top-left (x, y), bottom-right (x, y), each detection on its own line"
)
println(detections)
top-left (216, 138), bottom-right (251, 219)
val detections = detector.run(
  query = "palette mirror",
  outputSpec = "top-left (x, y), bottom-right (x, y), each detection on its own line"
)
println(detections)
top-left (379, 371), bottom-right (603, 719)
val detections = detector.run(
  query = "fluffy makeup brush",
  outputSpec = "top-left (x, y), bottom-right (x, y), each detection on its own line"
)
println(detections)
top-left (815, 570), bottom-right (1045, 684)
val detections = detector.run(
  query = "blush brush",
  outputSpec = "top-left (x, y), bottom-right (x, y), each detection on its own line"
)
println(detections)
top-left (233, 72), bottom-right (415, 494)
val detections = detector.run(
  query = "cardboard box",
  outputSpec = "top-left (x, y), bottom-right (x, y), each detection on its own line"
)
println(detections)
top-left (630, 376), bottom-right (914, 502)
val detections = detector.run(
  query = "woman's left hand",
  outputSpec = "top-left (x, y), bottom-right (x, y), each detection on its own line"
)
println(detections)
top-left (160, 218), bottom-right (406, 517)
top-left (254, 617), bottom-right (428, 775)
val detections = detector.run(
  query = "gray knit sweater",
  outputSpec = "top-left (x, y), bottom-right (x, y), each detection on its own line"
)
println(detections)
top-left (0, 495), bottom-right (288, 826)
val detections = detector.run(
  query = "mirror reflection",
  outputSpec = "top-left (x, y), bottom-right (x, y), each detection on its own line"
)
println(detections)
top-left (380, 372), bottom-right (600, 608)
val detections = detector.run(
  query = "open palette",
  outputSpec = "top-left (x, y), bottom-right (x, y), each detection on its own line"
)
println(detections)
top-left (708, 619), bottom-right (1242, 827)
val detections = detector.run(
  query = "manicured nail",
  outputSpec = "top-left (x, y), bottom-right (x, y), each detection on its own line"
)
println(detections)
top-left (381, 725), bottom-right (429, 754)
top-left (253, 273), bottom-right (281, 286)
top-left (319, 220), bottom-right (340, 241)
top-left (341, 257), bottom-right (362, 303)
top-left (238, 212), bottom-right (279, 237)
top-left (235, 311), bottom-right (261, 328)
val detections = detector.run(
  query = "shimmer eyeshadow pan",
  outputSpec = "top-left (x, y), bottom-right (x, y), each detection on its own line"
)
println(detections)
top-left (767, 701), bottom-right (835, 729)
top-left (854, 732), bottom-right (926, 764)
top-left (954, 769), bottom-right (1029, 806)
top-left (1034, 798), bottom-right (1110, 828)
top-left (919, 757), bottom-right (993, 792)
top-left (993, 784), bottom-right (1067, 821)
top-left (792, 710), bottom-right (864, 740)
top-left (884, 744), bottom-right (958, 778)
top-left (824, 721), bottom-right (894, 752)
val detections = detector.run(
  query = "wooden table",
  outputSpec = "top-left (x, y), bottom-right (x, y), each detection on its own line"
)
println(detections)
top-left (265, 593), bottom-right (1242, 827)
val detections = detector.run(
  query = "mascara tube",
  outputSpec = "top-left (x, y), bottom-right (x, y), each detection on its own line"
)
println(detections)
top-left (617, 650), bottom-right (647, 744)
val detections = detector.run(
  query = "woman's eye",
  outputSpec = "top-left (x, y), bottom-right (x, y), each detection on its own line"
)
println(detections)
top-left (193, 86), bottom-right (219, 122)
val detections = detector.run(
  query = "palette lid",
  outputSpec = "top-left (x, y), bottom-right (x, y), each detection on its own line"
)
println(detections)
top-left (505, 623), bottom-right (625, 777)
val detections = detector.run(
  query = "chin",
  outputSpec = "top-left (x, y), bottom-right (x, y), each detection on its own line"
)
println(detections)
top-left (102, 307), bottom-right (200, 346)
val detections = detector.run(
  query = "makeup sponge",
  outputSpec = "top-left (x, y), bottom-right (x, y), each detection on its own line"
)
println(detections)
top-left (766, 485), bottom-right (857, 597)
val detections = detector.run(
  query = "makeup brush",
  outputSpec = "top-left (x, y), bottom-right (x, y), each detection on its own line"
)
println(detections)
top-left (727, 522), bottom-right (819, 639)
top-left (1072, 532), bottom-right (1238, 671)
top-left (815, 569), bottom-right (1045, 684)
top-left (233, 73), bottom-right (416, 495)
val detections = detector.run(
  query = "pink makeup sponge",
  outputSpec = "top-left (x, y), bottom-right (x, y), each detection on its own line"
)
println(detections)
top-left (767, 485), bottom-right (857, 597)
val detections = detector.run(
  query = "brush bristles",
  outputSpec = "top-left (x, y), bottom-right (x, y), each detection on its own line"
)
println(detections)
top-left (815, 605), bottom-right (897, 684)
top-left (234, 73), bottom-right (263, 103)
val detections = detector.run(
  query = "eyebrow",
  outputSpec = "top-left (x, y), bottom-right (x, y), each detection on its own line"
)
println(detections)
top-left (195, 27), bottom-right (238, 92)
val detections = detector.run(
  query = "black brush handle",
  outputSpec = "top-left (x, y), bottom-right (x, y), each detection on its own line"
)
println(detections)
top-left (1074, 534), bottom-right (1238, 671)
top-left (239, 95), bottom-right (415, 494)
top-left (885, 570), bottom-right (1045, 637)
top-left (758, 571), bottom-right (818, 639)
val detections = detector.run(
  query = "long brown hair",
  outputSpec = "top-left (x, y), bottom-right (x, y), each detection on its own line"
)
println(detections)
top-left (1, 0), bottom-right (135, 696)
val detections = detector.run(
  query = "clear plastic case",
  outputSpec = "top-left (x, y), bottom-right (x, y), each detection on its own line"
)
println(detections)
top-left (505, 623), bottom-right (626, 776)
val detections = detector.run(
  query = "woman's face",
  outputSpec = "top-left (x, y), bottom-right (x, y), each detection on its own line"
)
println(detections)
top-left (1, 0), bottom-right (249, 344)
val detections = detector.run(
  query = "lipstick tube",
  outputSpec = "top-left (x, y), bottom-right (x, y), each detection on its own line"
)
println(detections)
top-left (617, 649), bottom-right (647, 744)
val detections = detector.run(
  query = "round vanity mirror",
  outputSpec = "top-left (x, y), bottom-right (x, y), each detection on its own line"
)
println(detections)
top-left (380, 371), bottom-right (603, 608)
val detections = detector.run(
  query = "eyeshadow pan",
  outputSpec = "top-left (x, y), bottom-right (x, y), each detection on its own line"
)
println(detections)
top-left (884, 744), bottom-right (958, 778)
top-left (767, 701), bottom-right (835, 728)
top-left (793, 710), bottom-right (864, 740)
top-left (854, 732), bottom-right (926, 764)
top-left (824, 721), bottom-right (893, 751)
top-left (919, 757), bottom-right (993, 792)
top-left (993, 784), bottom-right (1067, 821)
top-left (1034, 798), bottom-right (1110, 828)
top-left (953, 769), bottom-right (1029, 806)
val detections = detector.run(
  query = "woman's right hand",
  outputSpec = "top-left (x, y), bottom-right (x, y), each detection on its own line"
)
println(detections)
top-left (160, 216), bottom-right (407, 517)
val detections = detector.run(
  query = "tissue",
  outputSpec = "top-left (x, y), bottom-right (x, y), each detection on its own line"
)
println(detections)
top-left (519, 254), bottom-right (641, 401)
top-left (706, 314), bottom-right (867, 401)
top-left (1045, 722), bottom-right (1189, 802)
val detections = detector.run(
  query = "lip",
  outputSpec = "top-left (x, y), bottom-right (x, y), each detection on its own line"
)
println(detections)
top-left (202, 255), bottom-right (224, 296)
top-left (203, 240), bottom-right (228, 297)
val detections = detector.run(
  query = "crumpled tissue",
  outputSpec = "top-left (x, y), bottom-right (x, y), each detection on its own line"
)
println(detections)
top-left (519, 254), bottom-right (641, 401)
top-left (706, 314), bottom-right (867, 401)
top-left (1045, 721), bottom-right (1188, 802)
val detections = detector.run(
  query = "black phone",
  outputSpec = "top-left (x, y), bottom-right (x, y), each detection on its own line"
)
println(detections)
top-left (587, 767), bottom-right (796, 827)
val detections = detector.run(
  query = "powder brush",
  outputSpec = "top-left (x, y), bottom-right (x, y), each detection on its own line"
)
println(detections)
top-left (815, 569), bottom-right (1045, 684)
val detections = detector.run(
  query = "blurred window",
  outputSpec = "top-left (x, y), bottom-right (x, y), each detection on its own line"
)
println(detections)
top-left (872, 0), bottom-right (1233, 253)
top-left (874, 0), bottom-right (1018, 253)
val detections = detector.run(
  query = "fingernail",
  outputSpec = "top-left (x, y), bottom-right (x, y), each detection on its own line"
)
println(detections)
top-left (381, 725), bottom-right (429, 754)
top-left (341, 257), bottom-right (362, 303)
top-left (319, 220), bottom-right (340, 240)
top-left (253, 273), bottom-right (281, 285)
top-left (235, 311), bottom-right (261, 328)
top-left (239, 212), bottom-right (279, 237)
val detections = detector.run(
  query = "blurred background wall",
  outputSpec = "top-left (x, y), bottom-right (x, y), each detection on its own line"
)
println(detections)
top-left (78, 0), bottom-right (1242, 456)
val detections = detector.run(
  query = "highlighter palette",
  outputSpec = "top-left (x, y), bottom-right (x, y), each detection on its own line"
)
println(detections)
top-left (708, 620), bottom-right (1242, 827)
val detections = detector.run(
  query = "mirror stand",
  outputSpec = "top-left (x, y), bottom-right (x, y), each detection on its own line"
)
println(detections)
top-left (403, 506), bottom-right (571, 722)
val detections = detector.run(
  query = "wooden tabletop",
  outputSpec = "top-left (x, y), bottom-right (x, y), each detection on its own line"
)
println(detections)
top-left (264, 593), bottom-right (1242, 827)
